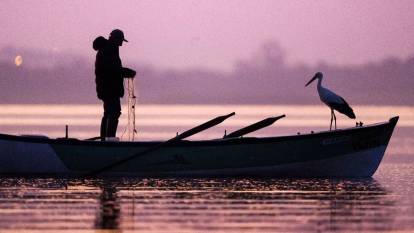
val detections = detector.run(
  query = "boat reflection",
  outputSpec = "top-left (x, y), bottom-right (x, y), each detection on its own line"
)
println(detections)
top-left (91, 178), bottom-right (397, 232)
top-left (0, 177), bottom-right (402, 232)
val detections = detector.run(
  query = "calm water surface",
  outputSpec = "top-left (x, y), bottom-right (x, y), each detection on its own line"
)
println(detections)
top-left (0, 105), bottom-right (413, 232)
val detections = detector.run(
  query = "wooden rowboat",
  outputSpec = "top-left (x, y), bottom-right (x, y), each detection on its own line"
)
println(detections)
top-left (0, 116), bottom-right (398, 177)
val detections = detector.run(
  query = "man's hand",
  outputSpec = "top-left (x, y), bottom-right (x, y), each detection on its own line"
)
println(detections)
top-left (122, 67), bottom-right (136, 78)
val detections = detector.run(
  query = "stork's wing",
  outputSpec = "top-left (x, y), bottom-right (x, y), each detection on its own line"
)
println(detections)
top-left (330, 97), bottom-right (356, 119)
top-left (319, 86), bottom-right (343, 104)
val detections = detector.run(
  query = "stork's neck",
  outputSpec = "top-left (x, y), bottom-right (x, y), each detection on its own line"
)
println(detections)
top-left (316, 76), bottom-right (322, 89)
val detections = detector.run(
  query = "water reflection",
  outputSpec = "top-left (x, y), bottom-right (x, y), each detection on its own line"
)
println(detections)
top-left (1, 104), bottom-right (413, 140)
top-left (0, 177), bottom-right (408, 232)
top-left (94, 179), bottom-right (120, 229)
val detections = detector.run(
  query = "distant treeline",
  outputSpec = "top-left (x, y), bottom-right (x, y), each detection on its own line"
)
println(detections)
top-left (1, 41), bottom-right (413, 105)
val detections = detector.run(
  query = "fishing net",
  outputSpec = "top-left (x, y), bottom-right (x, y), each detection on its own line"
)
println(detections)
top-left (121, 78), bottom-right (137, 141)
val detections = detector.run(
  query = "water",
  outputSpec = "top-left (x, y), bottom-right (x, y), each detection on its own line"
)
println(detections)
top-left (0, 104), bottom-right (413, 232)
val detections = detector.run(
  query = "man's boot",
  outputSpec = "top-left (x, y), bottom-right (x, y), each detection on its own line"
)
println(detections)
top-left (106, 118), bottom-right (119, 138)
top-left (100, 117), bottom-right (107, 141)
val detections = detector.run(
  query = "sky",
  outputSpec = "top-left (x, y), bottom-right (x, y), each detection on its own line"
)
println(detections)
top-left (1, 0), bottom-right (414, 71)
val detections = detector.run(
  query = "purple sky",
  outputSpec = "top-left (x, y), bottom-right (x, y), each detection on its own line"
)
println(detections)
top-left (1, 0), bottom-right (414, 71)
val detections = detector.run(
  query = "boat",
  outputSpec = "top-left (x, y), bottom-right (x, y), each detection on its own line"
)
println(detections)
top-left (0, 116), bottom-right (399, 177)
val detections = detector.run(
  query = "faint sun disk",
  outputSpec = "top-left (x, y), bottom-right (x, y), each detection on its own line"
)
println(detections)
top-left (14, 55), bottom-right (23, 66)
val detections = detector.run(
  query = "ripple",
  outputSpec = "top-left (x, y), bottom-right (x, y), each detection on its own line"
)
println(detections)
top-left (0, 173), bottom-right (413, 232)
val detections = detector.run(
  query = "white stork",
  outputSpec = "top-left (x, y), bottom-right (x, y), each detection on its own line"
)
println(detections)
top-left (305, 72), bottom-right (356, 130)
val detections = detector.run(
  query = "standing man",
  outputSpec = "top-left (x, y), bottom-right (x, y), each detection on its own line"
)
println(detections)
top-left (93, 29), bottom-right (136, 140)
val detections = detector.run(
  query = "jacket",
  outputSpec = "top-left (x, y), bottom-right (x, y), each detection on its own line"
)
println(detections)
top-left (93, 36), bottom-right (125, 100)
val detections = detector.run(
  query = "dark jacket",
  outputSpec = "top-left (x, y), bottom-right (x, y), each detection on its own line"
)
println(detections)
top-left (93, 36), bottom-right (126, 100)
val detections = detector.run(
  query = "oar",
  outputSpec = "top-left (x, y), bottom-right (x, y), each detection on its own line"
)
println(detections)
top-left (86, 112), bottom-right (236, 176)
top-left (223, 114), bottom-right (285, 139)
top-left (85, 136), bottom-right (102, 141)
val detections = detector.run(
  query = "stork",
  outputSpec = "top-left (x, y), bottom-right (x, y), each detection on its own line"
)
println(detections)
top-left (305, 72), bottom-right (356, 130)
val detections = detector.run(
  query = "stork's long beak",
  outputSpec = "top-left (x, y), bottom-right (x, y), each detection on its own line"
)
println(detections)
top-left (305, 75), bottom-right (317, 87)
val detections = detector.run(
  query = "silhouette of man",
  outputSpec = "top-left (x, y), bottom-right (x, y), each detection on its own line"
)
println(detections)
top-left (93, 29), bottom-right (136, 140)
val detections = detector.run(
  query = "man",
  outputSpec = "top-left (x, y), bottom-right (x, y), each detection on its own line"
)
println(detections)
top-left (93, 29), bottom-right (136, 140)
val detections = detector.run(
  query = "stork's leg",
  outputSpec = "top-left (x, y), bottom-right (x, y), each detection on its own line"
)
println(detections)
top-left (333, 111), bottom-right (337, 130)
top-left (330, 109), bottom-right (333, 131)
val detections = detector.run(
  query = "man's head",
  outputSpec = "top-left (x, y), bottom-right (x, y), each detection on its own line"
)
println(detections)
top-left (109, 29), bottom-right (128, 46)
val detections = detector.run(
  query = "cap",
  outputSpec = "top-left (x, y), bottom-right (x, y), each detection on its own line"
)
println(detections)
top-left (110, 29), bottom-right (128, 42)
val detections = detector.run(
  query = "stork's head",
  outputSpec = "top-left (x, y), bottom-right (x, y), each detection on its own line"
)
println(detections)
top-left (305, 72), bottom-right (323, 87)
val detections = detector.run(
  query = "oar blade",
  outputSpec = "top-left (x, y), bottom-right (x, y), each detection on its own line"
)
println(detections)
top-left (224, 114), bottom-right (285, 139)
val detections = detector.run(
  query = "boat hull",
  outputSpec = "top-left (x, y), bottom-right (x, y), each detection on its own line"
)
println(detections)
top-left (0, 117), bottom-right (399, 177)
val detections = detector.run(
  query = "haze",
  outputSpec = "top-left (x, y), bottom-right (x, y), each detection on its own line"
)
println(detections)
top-left (1, 0), bottom-right (414, 71)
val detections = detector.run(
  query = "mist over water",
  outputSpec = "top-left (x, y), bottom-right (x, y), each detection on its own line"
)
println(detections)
top-left (1, 42), bottom-right (414, 105)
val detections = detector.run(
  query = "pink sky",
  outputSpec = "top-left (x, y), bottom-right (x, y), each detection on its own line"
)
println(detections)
top-left (1, 0), bottom-right (414, 71)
